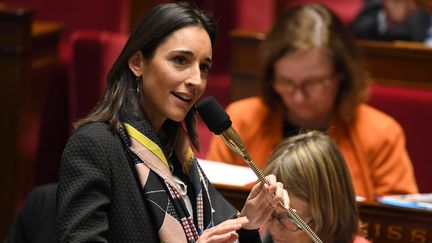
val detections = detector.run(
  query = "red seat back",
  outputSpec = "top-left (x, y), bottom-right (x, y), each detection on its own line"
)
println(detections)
top-left (68, 31), bottom-right (128, 125)
top-left (369, 85), bottom-right (432, 193)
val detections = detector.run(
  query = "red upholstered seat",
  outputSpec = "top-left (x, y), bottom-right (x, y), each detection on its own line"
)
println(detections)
top-left (2, 0), bottom-right (129, 63)
top-left (369, 85), bottom-right (432, 193)
top-left (68, 31), bottom-right (128, 124)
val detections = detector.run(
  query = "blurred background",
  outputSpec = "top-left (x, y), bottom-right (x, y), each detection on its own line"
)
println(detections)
top-left (2, 0), bottom-right (432, 239)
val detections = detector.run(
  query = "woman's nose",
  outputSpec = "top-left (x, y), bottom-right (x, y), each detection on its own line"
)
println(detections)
top-left (186, 64), bottom-right (203, 86)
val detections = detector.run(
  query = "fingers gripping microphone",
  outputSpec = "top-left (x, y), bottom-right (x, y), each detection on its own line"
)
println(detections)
top-left (196, 97), bottom-right (322, 243)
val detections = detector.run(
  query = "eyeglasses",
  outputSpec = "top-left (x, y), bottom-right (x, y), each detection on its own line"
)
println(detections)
top-left (273, 75), bottom-right (334, 96)
top-left (271, 212), bottom-right (314, 231)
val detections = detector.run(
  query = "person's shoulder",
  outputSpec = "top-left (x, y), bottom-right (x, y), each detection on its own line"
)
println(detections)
top-left (72, 122), bottom-right (116, 140)
top-left (351, 104), bottom-right (404, 143)
top-left (356, 104), bottom-right (402, 131)
top-left (226, 97), bottom-right (269, 118)
top-left (74, 121), bottom-right (111, 135)
top-left (68, 122), bottom-right (120, 149)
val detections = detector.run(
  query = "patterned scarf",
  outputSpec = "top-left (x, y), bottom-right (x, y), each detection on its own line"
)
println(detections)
top-left (117, 116), bottom-right (224, 243)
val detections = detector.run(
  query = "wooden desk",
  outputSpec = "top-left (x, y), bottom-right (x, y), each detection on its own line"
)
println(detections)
top-left (359, 202), bottom-right (432, 242)
top-left (358, 40), bottom-right (432, 89)
top-left (216, 183), bottom-right (432, 243)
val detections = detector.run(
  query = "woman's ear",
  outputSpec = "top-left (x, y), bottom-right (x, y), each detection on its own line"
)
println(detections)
top-left (128, 51), bottom-right (146, 77)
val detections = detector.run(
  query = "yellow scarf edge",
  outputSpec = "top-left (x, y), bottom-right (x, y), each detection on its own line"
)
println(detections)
top-left (124, 123), bottom-right (169, 168)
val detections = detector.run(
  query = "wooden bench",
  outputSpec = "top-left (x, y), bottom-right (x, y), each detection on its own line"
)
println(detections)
top-left (229, 30), bottom-right (432, 101)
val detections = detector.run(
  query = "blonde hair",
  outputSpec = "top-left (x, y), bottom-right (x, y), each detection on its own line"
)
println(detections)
top-left (263, 131), bottom-right (358, 243)
top-left (260, 4), bottom-right (368, 122)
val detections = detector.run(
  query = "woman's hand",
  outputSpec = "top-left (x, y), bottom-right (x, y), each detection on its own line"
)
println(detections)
top-left (239, 174), bottom-right (289, 230)
top-left (197, 217), bottom-right (249, 243)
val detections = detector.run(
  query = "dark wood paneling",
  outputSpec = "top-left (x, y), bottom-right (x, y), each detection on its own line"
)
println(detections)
top-left (0, 6), bottom-right (62, 238)
top-left (0, 6), bottom-right (34, 238)
top-left (229, 30), bottom-right (265, 101)
top-left (358, 40), bottom-right (432, 89)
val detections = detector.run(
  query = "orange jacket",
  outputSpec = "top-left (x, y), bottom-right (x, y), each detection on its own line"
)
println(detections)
top-left (206, 97), bottom-right (418, 201)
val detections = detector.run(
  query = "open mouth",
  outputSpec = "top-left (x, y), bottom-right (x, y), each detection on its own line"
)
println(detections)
top-left (172, 91), bottom-right (193, 103)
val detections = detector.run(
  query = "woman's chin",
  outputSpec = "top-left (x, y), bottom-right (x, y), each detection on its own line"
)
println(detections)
top-left (168, 112), bottom-right (188, 123)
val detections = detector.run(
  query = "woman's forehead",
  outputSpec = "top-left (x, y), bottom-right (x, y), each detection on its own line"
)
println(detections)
top-left (274, 49), bottom-right (333, 78)
top-left (156, 25), bottom-right (212, 59)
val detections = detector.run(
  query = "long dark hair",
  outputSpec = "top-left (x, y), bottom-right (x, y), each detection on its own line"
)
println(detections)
top-left (75, 2), bottom-right (217, 151)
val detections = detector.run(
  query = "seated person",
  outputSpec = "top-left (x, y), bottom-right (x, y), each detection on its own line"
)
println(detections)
top-left (207, 3), bottom-right (418, 201)
top-left (4, 183), bottom-right (57, 243)
top-left (351, 0), bottom-right (432, 44)
top-left (262, 131), bottom-right (370, 243)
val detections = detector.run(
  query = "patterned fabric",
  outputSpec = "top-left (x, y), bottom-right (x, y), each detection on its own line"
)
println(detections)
top-left (58, 121), bottom-right (259, 242)
top-left (118, 117), bottom-right (217, 243)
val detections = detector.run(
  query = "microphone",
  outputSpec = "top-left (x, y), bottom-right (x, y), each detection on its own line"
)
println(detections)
top-left (195, 96), bottom-right (253, 164)
top-left (196, 97), bottom-right (322, 243)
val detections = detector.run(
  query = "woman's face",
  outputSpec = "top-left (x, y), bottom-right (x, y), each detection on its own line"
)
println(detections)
top-left (267, 195), bottom-right (313, 243)
top-left (272, 49), bottom-right (340, 129)
top-left (133, 25), bottom-right (212, 131)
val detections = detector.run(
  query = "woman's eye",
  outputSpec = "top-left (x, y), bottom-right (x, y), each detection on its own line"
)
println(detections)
top-left (200, 63), bottom-right (211, 73)
top-left (173, 56), bottom-right (187, 65)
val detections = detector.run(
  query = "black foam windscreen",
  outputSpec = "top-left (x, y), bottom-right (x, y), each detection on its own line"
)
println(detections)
top-left (196, 96), bottom-right (232, 135)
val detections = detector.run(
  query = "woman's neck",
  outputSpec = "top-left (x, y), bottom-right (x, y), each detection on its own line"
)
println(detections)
top-left (285, 112), bottom-right (334, 131)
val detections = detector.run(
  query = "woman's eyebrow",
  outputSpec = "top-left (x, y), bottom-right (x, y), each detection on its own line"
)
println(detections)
top-left (170, 49), bottom-right (212, 63)
top-left (170, 49), bottom-right (194, 56)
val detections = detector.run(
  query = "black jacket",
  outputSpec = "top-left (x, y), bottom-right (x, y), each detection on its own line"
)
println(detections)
top-left (57, 122), bottom-right (259, 242)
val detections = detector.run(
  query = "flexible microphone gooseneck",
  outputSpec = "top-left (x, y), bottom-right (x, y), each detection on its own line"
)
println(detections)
top-left (196, 96), bottom-right (322, 243)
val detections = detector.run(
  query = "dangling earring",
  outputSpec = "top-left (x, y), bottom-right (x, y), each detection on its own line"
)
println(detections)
top-left (136, 76), bottom-right (142, 96)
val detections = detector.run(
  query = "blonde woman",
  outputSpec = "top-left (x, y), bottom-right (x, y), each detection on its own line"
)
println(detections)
top-left (262, 131), bottom-right (369, 243)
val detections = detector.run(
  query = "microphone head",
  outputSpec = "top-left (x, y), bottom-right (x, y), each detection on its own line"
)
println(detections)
top-left (196, 96), bottom-right (232, 135)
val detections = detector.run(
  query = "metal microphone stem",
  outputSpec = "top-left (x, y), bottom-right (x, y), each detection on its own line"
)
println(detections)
top-left (220, 129), bottom-right (323, 243)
